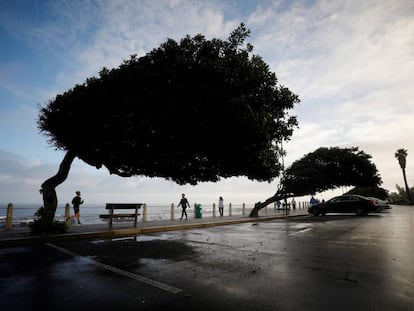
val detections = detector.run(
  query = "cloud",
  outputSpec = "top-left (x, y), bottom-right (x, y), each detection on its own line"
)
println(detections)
top-left (53, 0), bottom-right (239, 88)
top-left (245, 0), bottom-right (414, 193)
top-left (1, 0), bottom-right (414, 204)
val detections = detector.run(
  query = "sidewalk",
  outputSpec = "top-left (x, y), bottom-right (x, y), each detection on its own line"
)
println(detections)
top-left (0, 208), bottom-right (308, 247)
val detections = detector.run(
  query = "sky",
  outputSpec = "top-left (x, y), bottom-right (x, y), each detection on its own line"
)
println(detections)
top-left (0, 0), bottom-right (413, 207)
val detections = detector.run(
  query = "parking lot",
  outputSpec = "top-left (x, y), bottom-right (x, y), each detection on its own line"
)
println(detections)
top-left (1, 206), bottom-right (413, 310)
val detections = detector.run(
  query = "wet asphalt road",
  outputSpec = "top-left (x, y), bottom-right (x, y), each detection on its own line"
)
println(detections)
top-left (1, 206), bottom-right (413, 311)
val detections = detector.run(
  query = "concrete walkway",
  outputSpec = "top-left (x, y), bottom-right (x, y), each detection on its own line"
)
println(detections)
top-left (0, 208), bottom-right (308, 247)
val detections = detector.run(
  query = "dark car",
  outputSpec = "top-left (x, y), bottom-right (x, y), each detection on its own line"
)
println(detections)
top-left (308, 195), bottom-right (379, 216)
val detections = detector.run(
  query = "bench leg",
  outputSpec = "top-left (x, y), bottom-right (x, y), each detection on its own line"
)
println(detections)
top-left (109, 209), bottom-right (114, 229)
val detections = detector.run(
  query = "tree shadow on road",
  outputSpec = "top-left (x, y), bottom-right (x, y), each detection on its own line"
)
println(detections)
top-left (61, 239), bottom-right (197, 270)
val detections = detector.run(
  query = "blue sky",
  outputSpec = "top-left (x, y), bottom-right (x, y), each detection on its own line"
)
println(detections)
top-left (1, 0), bottom-right (413, 206)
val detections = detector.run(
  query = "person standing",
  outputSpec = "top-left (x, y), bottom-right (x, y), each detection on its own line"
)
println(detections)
top-left (218, 196), bottom-right (224, 216)
top-left (177, 193), bottom-right (190, 220)
top-left (291, 198), bottom-right (296, 210)
top-left (71, 191), bottom-right (84, 225)
top-left (274, 200), bottom-right (281, 211)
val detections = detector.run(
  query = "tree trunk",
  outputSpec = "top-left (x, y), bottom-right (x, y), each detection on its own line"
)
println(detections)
top-left (39, 151), bottom-right (76, 229)
top-left (402, 168), bottom-right (413, 204)
top-left (249, 195), bottom-right (278, 217)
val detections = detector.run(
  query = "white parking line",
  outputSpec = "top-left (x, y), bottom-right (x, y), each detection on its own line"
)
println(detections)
top-left (288, 228), bottom-right (313, 236)
top-left (46, 243), bottom-right (183, 294)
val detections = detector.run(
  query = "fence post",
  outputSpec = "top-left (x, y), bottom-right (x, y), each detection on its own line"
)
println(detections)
top-left (213, 203), bottom-right (216, 217)
top-left (143, 203), bottom-right (147, 222)
top-left (229, 203), bottom-right (232, 216)
top-left (242, 203), bottom-right (246, 216)
top-left (194, 203), bottom-right (197, 218)
top-left (171, 203), bottom-right (175, 220)
top-left (6, 203), bottom-right (13, 230)
top-left (65, 203), bottom-right (71, 219)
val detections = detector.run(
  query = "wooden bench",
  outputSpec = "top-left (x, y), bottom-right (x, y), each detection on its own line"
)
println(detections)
top-left (100, 203), bottom-right (142, 230)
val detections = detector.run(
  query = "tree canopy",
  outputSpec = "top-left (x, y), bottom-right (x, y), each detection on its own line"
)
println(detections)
top-left (36, 24), bottom-right (299, 230)
top-left (38, 24), bottom-right (298, 186)
top-left (250, 147), bottom-right (382, 216)
top-left (345, 186), bottom-right (388, 200)
top-left (280, 147), bottom-right (382, 197)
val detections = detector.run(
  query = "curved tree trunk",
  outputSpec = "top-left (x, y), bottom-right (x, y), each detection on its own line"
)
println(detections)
top-left (402, 168), bottom-right (413, 204)
top-left (249, 194), bottom-right (279, 217)
top-left (39, 150), bottom-right (76, 230)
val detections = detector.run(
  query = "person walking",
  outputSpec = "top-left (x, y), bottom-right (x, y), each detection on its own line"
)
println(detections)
top-left (177, 193), bottom-right (190, 220)
top-left (71, 191), bottom-right (84, 225)
top-left (218, 196), bottom-right (224, 216)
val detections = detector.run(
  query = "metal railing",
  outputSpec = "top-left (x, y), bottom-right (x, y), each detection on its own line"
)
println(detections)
top-left (1, 201), bottom-right (310, 229)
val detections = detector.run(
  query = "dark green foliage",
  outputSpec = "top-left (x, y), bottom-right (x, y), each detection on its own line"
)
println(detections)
top-left (388, 184), bottom-right (414, 204)
top-left (38, 24), bottom-right (298, 185)
top-left (281, 147), bottom-right (382, 197)
top-left (250, 146), bottom-right (382, 216)
top-left (345, 186), bottom-right (388, 200)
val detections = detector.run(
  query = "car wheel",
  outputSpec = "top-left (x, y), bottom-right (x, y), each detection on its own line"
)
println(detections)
top-left (356, 208), bottom-right (366, 216)
top-left (312, 209), bottom-right (319, 216)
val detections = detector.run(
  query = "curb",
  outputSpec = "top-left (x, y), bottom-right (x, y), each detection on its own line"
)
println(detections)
top-left (0, 212), bottom-right (308, 248)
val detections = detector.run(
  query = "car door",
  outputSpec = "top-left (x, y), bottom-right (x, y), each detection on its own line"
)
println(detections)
top-left (331, 196), bottom-right (353, 213)
top-left (329, 196), bottom-right (347, 213)
top-left (342, 196), bottom-right (359, 212)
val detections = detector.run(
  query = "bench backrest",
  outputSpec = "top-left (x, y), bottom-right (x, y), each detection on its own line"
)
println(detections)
top-left (106, 203), bottom-right (143, 210)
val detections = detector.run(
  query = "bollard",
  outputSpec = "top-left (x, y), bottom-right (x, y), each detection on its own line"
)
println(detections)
top-left (242, 203), bottom-right (246, 216)
top-left (171, 203), bottom-right (175, 220)
top-left (6, 203), bottom-right (13, 230)
top-left (229, 203), bottom-right (232, 216)
top-left (143, 203), bottom-right (147, 222)
top-left (65, 203), bottom-right (71, 219)
top-left (213, 203), bottom-right (216, 217)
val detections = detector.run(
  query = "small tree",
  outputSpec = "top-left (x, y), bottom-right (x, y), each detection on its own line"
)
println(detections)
top-left (394, 149), bottom-right (413, 204)
top-left (37, 24), bottom-right (299, 231)
top-left (249, 147), bottom-right (382, 216)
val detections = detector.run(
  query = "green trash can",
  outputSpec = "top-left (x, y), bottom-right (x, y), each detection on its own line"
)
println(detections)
top-left (195, 203), bottom-right (202, 218)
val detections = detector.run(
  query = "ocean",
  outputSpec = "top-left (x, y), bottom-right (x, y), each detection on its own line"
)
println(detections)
top-left (0, 202), bottom-right (253, 228)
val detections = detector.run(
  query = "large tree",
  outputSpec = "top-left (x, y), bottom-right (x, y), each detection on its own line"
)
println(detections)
top-left (344, 186), bottom-right (388, 200)
top-left (37, 24), bottom-right (299, 231)
top-left (249, 147), bottom-right (382, 216)
top-left (394, 148), bottom-right (413, 204)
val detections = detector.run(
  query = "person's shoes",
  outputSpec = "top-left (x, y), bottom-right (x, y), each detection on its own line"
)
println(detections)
top-left (78, 221), bottom-right (82, 225)
top-left (179, 217), bottom-right (182, 220)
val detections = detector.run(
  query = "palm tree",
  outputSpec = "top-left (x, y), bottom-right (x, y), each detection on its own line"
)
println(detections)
top-left (395, 149), bottom-right (413, 204)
